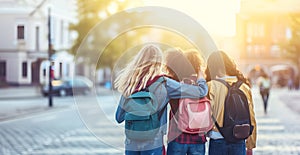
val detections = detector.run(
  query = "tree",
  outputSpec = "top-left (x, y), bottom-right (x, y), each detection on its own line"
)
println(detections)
top-left (69, 0), bottom-right (144, 70)
top-left (282, 13), bottom-right (300, 88)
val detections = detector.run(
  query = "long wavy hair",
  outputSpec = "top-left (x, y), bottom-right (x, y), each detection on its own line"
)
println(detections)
top-left (114, 44), bottom-right (164, 97)
top-left (184, 49), bottom-right (204, 76)
top-left (205, 51), bottom-right (251, 87)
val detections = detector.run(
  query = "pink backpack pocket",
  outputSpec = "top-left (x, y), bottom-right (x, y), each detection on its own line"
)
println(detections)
top-left (176, 97), bottom-right (213, 135)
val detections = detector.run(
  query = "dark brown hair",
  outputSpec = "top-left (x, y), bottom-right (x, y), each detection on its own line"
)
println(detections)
top-left (164, 48), bottom-right (194, 81)
top-left (184, 49), bottom-right (204, 75)
top-left (205, 51), bottom-right (251, 87)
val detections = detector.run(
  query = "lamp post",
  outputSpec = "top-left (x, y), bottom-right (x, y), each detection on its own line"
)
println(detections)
top-left (29, 0), bottom-right (53, 107)
top-left (48, 7), bottom-right (53, 107)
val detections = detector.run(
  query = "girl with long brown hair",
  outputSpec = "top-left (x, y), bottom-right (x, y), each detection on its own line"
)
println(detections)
top-left (205, 51), bottom-right (257, 155)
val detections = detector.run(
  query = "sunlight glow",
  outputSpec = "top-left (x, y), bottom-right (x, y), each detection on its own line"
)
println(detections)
top-left (98, 11), bottom-right (107, 19)
top-left (142, 0), bottom-right (240, 37)
top-left (107, 2), bottom-right (118, 14)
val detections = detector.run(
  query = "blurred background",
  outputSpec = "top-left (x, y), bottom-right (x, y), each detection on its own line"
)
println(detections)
top-left (0, 0), bottom-right (299, 155)
top-left (0, 0), bottom-right (299, 88)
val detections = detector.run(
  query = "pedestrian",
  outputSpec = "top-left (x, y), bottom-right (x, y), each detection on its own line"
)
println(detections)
top-left (257, 70), bottom-right (271, 114)
top-left (288, 78), bottom-right (294, 90)
top-left (165, 48), bottom-right (206, 155)
top-left (114, 44), bottom-right (208, 155)
top-left (205, 51), bottom-right (257, 155)
top-left (295, 75), bottom-right (300, 90)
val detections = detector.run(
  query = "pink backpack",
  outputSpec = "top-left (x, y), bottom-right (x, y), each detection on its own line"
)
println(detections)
top-left (174, 78), bottom-right (213, 135)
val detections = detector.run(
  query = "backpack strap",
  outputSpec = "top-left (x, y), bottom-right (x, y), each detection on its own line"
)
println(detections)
top-left (214, 79), bottom-right (243, 89)
top-left (212, 79), bottom-right (226, 130)
top-left (147, 76), bottom-right (167, 119)
top-left (212, 79), bottom-right (249, 137)
top-left (153, 77), bottom-right (167, 118)
top-left (233, 80), bottom-right (244, 89)
top-left (147, 76), bottom-right (166, 92)
top-left (214, 79), bottom-right (231, 89)
top-left (212, 115), bottom-right (221, 131)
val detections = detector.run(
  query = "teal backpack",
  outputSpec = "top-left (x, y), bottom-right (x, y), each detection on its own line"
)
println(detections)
top-left (123, 77), bottom-right (165, 140)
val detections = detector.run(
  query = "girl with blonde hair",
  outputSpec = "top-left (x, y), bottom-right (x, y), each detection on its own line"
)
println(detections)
top-left (115, 44), bottom-right (208, 155)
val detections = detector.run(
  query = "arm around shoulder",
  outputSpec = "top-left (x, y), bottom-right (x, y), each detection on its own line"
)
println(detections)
top-left (165, 77), bottom-right (208, 99)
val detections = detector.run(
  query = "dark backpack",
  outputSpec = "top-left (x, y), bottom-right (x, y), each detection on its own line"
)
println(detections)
top-left (213, 79), bottom-right (254, 143)
top-left (123, 77), bottom-right (166, 141)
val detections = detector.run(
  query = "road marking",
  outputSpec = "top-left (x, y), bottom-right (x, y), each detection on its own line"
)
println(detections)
top-left (256, 118), bottom-right (281, 124)
top-left (24, 147), bottom-right (123, 154)
top-left (0, 107), bottom-right (72, 124)
top-left (257, 125), bottom-right (285, 131)
top-left (258, 133), bottom-right (300, 140)
top-left (255, 146), bottom-right (300, 152)
top-left (31, 115), bottom-right (57, 123)
top-left (76, 128), bottom-right (123, 134)
top-left (62, 136), bottom-right (122, 142)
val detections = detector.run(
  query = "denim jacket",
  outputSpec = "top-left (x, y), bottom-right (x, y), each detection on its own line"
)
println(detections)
top-left (115, 76), bottom-right (208, 151)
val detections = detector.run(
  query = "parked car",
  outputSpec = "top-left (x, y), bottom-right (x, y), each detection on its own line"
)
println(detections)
top-left (41, 76), bottom-right (93, 97)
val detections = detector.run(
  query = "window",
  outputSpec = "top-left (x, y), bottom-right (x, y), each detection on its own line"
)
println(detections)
top-left (60, 20), bottom-right (64, 45)
top-left (270, 45), bottom-right (281, 57)
top-left (59, 62), bottom-right (62, 78)
top-left (17, 25), bottom-right (25, 40)
top-left (246, 23), bottom-right (264, 38)
top-left (35, 26), bottom-right (40, 50)
top-left (22, 62), bottom-right (27, 78)
top-left (0, 61), bottom-right (6, 77)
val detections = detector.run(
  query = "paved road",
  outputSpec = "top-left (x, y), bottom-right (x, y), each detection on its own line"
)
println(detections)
top-left (252, 88), bottom-right (300, 154)
top-left (0, 87), bottom-right (299, 154)
top-left (0, 95), bottom-right (124, 155)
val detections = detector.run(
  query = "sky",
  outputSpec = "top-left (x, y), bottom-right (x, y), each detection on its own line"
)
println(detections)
top-left (142, 0), bottom-right (240, 37)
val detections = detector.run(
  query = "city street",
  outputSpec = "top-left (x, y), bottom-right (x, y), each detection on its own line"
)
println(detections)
top-left (1, 0), bottom-right (300, 155)
top-left (0, 87), bottom-right (299, 155)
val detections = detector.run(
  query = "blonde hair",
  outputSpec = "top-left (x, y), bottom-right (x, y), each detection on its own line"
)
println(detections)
top-left (114, 44), bottom-right (164, 97)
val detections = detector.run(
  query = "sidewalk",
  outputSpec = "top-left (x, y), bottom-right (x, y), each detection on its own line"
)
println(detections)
top-left (0, 85), bottom-right (114, 99)
top-left (0, 86), bottom-right (114, 121)
top-left (0, 86), bottom-right (42, 100)
top-left (0, 85), bottom-right (298, 122)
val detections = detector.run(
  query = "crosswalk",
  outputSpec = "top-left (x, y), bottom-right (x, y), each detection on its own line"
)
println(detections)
top-left (21, 89), bottom-right (300, 155)
top-left (254, 117), bottom-right (300, 154)
top-left (21, 115), bottom-right (300, 155)
top-left (251, 89), bottom-right (300, 155)
top-left (21, 127), bottom-right (124, 155)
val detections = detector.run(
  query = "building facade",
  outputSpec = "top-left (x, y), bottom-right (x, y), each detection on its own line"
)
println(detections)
top-left (236, 0), bottom-right (300, 87)
top-left (0, 0), bottom-right (76, 86)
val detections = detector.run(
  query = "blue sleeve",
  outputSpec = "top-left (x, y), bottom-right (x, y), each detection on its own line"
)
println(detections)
top-left (165, 77), bottom-right (208, 99)
top-left (115, 96), bottom-right (126, 123)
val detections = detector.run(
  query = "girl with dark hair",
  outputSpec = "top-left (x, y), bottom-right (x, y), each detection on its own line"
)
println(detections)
top-left (115, 44), bottom-right (208, 155)
top-left (165, 48), bottom-right (207, 155)
top-left (205, 51), bottom-right (257, 155)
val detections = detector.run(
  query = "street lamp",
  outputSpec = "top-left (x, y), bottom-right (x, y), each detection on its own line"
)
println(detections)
top-left (48, 7), bottom-right (53, 107)
top-left (29, 0), bottom-right (53, 107)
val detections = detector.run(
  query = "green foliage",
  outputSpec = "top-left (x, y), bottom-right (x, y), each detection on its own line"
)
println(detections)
top-left (282, 13), bottom-right (300, 66)
top-left (70, 1), bottom-right (206, 70)
top-left (69, 0), bottom-right (143, 69)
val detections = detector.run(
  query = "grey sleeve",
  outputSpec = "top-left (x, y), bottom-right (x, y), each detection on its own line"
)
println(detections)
top-left (165, 77), bottom-right (208, 99)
